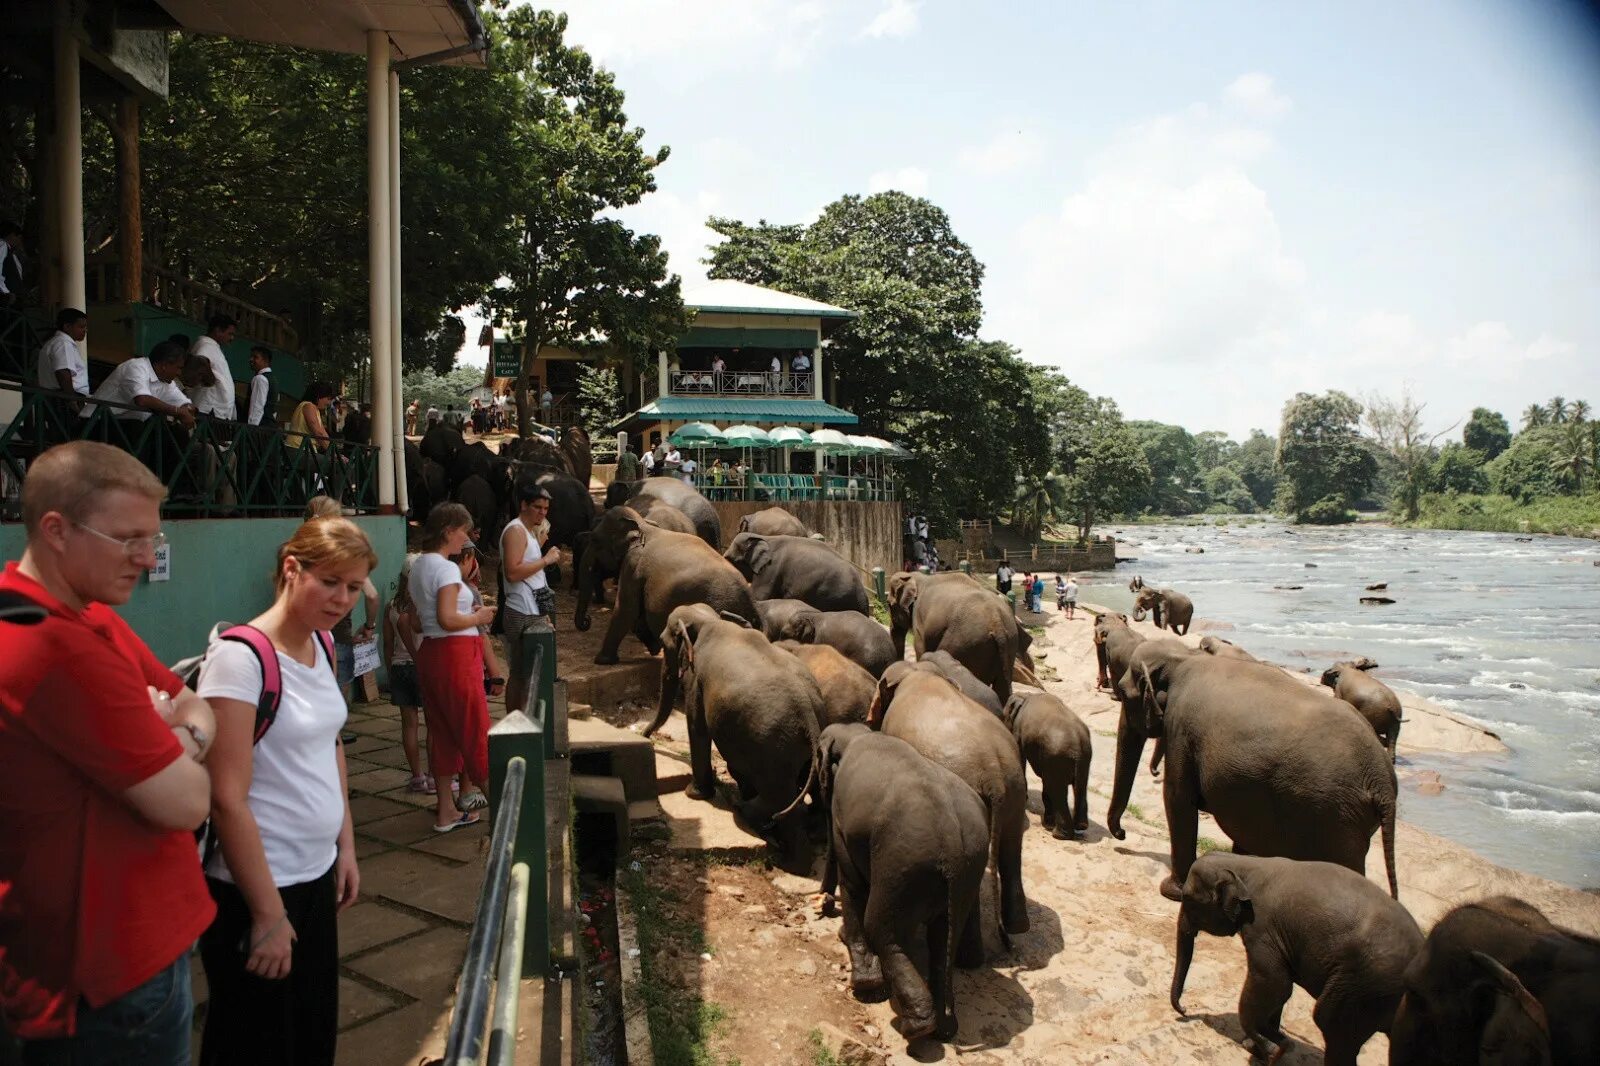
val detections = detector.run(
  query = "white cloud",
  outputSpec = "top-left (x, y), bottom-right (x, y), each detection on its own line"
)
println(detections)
top-left (613, 186), bottom-right (727, 287)
top-left (958, 125), bottom-right (1045, 176)
top-left (555, 0), bottom-right (832, 72)
top-left (867, 166), bottom-right (930, 196)
top-left (1223, 72), bottom-right (1292, 122)
top-left (860, 0), bottom-right (920, 40)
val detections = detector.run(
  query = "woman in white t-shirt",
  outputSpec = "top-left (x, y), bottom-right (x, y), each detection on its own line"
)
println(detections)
top-left (500, 485), bottom-right (562, 719)
top-left (197, 516), bottom-right (375, 1065)
top-left (408, 502), bottom-right (497, 833)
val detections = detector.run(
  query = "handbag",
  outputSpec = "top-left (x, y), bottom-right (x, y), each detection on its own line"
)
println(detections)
top-left (534, 586), bottom-right (557, 619)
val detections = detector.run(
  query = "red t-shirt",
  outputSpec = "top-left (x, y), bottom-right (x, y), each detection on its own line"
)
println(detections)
top-left (0, 562), bottom-right (216, 1038)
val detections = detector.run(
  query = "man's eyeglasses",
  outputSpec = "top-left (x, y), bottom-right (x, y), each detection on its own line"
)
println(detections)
top-left (75, 522), bottom-right (167, 560)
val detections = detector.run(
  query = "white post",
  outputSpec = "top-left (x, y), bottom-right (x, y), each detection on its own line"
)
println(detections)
top-left (367, 31), bottom-right (395, 508)
top-left (388, 69), bottom-right (407, 514)
top-left (657, 350), bottom-right (669, 398)
top-left (54, 8), bottom-right (86, 350)
top-left (813, 338), bottom-right (823, 400)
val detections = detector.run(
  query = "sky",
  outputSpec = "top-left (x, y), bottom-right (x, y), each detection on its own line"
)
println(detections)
top-left (472, 0), bottom-right (1600, 440)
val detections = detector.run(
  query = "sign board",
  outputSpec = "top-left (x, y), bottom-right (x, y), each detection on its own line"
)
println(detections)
top-left (492, 341), bottom-right (522, 379)
top-left (352, 640), bottom-right (381, 678)
top-left (149, 543), bottom-right (172, 582)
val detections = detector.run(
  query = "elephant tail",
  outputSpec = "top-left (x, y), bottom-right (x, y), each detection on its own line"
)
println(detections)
top-left (770, 751), bottom-right (817, 824)
top-left (1375, 787), bottom-right (1399, 899)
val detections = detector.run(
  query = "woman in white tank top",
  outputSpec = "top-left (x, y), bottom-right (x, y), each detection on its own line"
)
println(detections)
top-left (500, 485), bottom-right (561, 717)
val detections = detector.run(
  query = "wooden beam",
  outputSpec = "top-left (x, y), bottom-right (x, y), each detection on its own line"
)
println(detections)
top-left (116, 96), bottom-right (142, 302)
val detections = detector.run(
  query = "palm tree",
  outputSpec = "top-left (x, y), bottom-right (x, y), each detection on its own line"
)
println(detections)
top-left (1522, 403), bottom-right (1548, 430)
top-left (1547, 396), bottom-right (1570, 424)
top-left (1013, 471), bottom-right (1069, 542)
top-left (1549, 423), bottom-right (1594, 492)
top-left (1570, 399), bottom-right (1591, 424)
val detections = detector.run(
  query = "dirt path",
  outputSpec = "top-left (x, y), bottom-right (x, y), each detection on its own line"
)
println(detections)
top-left (554, 578), bottom-right (1600, 1065)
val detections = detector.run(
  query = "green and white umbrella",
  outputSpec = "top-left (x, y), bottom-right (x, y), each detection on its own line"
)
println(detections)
top-left (669, 422), bottom-right (725, 445)
top-left (808, 428), bottom-right (854, 453)
top-left (721, 424), bottom-right (773, 448)
top-left (766, 425), bottom-right (813, 448)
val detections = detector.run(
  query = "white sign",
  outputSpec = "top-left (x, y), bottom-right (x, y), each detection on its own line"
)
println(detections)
top-left (149, 543), bottom-right (172, 582)
top-left (352, 639), bottom-right (381, 678)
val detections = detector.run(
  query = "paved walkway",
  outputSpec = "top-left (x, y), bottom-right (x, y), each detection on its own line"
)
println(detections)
top-left (190, 697), bottom-right (492, 1065)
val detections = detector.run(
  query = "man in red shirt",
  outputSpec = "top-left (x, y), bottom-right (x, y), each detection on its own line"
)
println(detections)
top-left (0, 441), bottom-right (216, 1064)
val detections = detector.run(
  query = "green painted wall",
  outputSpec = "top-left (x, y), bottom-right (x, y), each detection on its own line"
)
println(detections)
top-left (677, 326), bottom-right (818, 349)
top-left (0, 515), bottom-right (406, 668)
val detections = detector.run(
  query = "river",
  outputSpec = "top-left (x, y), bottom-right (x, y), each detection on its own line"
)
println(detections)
top-left (1072, 520), bottom-right (1600, 889)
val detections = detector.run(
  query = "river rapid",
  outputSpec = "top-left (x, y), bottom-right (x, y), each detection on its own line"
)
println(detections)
top-left (1073, 520), bottom-right (1600, 889)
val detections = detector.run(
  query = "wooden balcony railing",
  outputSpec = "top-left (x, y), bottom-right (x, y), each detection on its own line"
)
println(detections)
top-left (668, 369), bottom-right (814, 397)
top-left (87, 257), bottom-right (300, 351)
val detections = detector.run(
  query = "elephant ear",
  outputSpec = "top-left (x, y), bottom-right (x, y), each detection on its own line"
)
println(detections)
top-left (717, 610), bottom-right (753, 629)
top-left (1217, 870), bottom-right (1253, 927)
top-left (1470, 951), bottom-right (1549, 1047)
top-left (890, 573), bottom-right (920, 613)
top-left (868, 662), bottom-right (913, 727)
top-left (1001, 693), bottom-right (1026, 732)
top-left (674, 619), bottom-right (696, 673)
top-left (747, 536), bottom-right (773, 575)
top-left (1320, 665), bottom-right (1340, 687)
top-left (791, 611), bottom-right (820, 643)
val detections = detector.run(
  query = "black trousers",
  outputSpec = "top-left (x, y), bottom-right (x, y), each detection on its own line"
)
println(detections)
top-left (199, 864), bottom-right (338, 1066)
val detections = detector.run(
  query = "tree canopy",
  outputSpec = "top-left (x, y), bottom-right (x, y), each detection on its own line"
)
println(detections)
top-left (1275, 391), bottom-right (1378, 522)
top-left (1463, 408), bottom-right (1512, 459)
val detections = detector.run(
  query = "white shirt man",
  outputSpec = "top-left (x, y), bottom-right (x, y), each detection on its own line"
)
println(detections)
top-left (186, 320), bottom-right (237, 419)
top-left (663, 445), bottom-right (681, 471)
top-left (36, 314), bottom-right (90, 396)
top-left (679, 456), bottom-right (697, 484)
top-left (245, 348), bottom-right (275, 426)
top-left (83, 351), bottom-right (194, 423)
top-left (641, 448), bottom-right (656, 475)
top-left (791, 351), bottom-right (811, 373)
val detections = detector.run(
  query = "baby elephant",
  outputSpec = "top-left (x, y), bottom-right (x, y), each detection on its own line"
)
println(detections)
top-left (817, 724), bottom-right (989, 1042)
top-left (1001, 690), bottom-right (1092, 839)
top-left (1171, 853), bottom-right (1423, 1066)
top-left (1321, 660), bottom-right (1402, 760)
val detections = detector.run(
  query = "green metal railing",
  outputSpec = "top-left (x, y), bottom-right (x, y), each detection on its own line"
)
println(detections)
top-left (690, 471), bottom-right (899, 502)
top-left (0, 379), bottom-right (378, 516)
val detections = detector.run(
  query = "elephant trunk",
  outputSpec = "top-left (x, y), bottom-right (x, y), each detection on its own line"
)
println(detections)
top-left (573, 552), bottom-right (599, 632)
top-left (889, 621), bottom-right (908, 663)
top-left (1106, 707), bottom-right (1147, 841)
top-left (1132, 606), bottom-right (1147, 622)
top-left (1171, 909), bottom-right (1195, 1015)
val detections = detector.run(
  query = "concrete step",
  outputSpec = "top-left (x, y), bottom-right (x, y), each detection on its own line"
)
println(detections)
top-left (568, 717), bottom-right (660, 811)
top-left (659, 788), bottom-right (767, 860)
top-left (564, 659), bottom-right (661, 714)
top-left (655, 752), bottom-right (692, 795)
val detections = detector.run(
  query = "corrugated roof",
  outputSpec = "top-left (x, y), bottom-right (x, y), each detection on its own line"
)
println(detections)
top-left (681, 280), bottom-right (857, 320)
top-left (612, 396), bottom-right (860, 430)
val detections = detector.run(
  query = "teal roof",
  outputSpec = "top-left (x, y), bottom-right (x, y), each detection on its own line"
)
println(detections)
top-left (613, 396), bottom-right (859, 430)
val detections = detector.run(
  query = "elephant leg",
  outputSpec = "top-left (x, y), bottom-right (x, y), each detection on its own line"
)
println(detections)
top-left (925, 907), bottom-right (956, 1040)
top-left (955, 903), bottom-right (984, 969)
top-left (1238, 956), bottom-right (1293, 1063)
top-left (997, 811), bottom-right (1030, 935)
top-left (864, 888), bottom-right (935, 1039)
top-left (1312, 993), bottom-right (1384, 1066)
top-left (820, 836), bottom-right (840, 916)
top-left (594, 574), bottom-right (640, 665)
top-left (1049, 777), bottom-right (1073, 841)
top-left (839, 874), bottom-right (883, 998)
top-left (1161, 774), bottom-right (1198, 901)
top-left (1073, 757), bottom-right (1091, 833)
top-left (1039, 783), bottom-right (1056, 831)
top-left (728, 764), bottom-right (757, 802)
top-left (684, 708), bottom-right (717, 802)
top-left (1149, 736), bottom-right (1166, 779)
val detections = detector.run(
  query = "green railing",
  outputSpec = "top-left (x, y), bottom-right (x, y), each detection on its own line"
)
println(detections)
top-left (0, 308), bottom-right (47, 382)
top-left (690, 471), bottom-right (898, 502)
top-left (0, 379), bottom-right (379, 517)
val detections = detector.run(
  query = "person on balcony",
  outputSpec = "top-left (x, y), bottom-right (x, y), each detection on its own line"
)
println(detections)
top-left (82, 341), bottom-right (196, 430)
top-left (289, 383), bottom-right (334, 451)
top-left (540, 388), bottom-right (554, 422)
top-left (791, 350), bottom-right (811, 378)
top-left (0, 221), bottom-right (23, 305)
top-left (187, 315), bottom-right (238, 424)
top-left (711, 354), bottom-right (726, 376)
top-left (246, 347), bottom-right (277, 427)
top-left (35, 308), bottom-right (89, 399)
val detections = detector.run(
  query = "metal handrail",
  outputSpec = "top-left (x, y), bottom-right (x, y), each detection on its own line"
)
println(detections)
top-left (0, 378), bottom-right (379, 515)
top-left (668, 368), bottom-right (814, 397)
top-left (443, 754), bottom-right (528, 1066)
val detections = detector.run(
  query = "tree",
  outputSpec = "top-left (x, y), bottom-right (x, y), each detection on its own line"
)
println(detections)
top-left (1462, 407), bottom-right (1512, 459)
top-left (1060, 410), bottom-right (1150, 542)
top-left (1549, 422), bottom-right (1595, 492)
top-left (1012, 471), bottom-right (1069, 541)
top-left (1125, 421), bottom-right (1203, 515)
top-left (1521, 403), bottom-right (1548, 430)
top-left (1364, 388), bottom-right (1456, 521)
top-left (1487, 426), bottom-right (1564, 502)
top-left (574, 363), bottom-right (624, 442)
top-left (1571, 399), bottom-right (1592, 423)
top-left (1428, 443), bottom-right (1489, 495)
top-left (488, 9), bottom-right (689, 436)
top-left (1276, 391), bottom-right (1378, 522)
top-left (702, 218), bottom-right (804, 287)
top-left (1547, 396), bottom-right (1570, 424)
top-left (1200, 466), bottom-right (1256, 512)
top-left (1231, 430), bottom-right (1281, 510)
top-left (402, 365), bottom-right (485, 412)
top-left (1193, 430), bottom-right (1238, 472)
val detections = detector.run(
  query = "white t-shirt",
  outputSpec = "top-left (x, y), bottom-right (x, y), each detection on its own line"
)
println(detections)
top-left (500, 517), bottom-right (549, 615)
top-left (409, 552), bottom-right (475, 638)
top-left (81, 357), bottom-right (190, 420)
top-left (197, 637), bottom-right (347, 887)
top-left (187, 335), bottom-right (237, 418)
top-left (37, 330), bottom-right (88, 395)
top-left (679, 457), bottom-right (697, 483)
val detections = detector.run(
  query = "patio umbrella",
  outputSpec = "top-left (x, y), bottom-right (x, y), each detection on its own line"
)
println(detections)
top-left (808, 428), bottom-right (853, 453)
top-left (669, 422), bottom-right (725, 446)
top-left (766, 425), bottom-right (813, 447)
top-left (721, 424), bottom-right (773, 448)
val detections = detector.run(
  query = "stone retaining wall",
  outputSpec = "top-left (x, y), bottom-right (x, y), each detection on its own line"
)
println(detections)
top-left (712, 500), bottom-right (903, 577)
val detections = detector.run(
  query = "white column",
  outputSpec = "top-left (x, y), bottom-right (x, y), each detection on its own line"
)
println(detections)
top-left (367, 31), bottom-right (395, 508)
top-left (388, 69), bottom-right (408, 514)
top-left (657, 350), bottom-right (669, 398)
top-left (54, 8), bottom-right (85, 354)
top-left (813, 339), bottom-right (823, 400)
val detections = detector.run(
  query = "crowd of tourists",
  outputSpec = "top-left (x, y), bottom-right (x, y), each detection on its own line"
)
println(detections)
top-left (0, 441), bottom-right (563, 1064)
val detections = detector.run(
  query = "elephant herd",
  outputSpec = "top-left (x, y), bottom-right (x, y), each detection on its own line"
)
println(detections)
top-left (1094, 599), bottom-right (1599, 1064)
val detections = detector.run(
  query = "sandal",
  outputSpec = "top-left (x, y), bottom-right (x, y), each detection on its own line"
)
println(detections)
top-left (458, 791), bottom-right (489, 812)
top-left (407, 775), bottom-right (431, 794)
top-left (432, 812), bottom-right (481, 833)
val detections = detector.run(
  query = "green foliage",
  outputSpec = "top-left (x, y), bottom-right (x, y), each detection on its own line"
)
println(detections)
top-left (401, 366), bottom-right (484, 413)
top-left (806, 1031), bottom-right (843, 1066)
top-left (1300, 496), bottom-right (1358, 524)
top-left (1200, 466), bottom-right (1257, 512)
top-left (1410, 492), bottom-right (1600, 536)
top-left (1059, 401), bottom-right (1152, 541)
top-left (1126, 421), bottom-right (1203, 515)
top-left (1276, 391), bottom-right (1378, 521)
top-left (574, 364), bottom-right (623, 439)
top-left (1013, 471), bottom-right (1070, 541)
top-left (1487, 426), bottom-right (1565, 503)
top-left (1522, 403), bottom-right (1549, 430)
top-left (1463, 408), bottom-right (1512, 459)
top-left (1232, 430), bottom-right (1282, 510)
top-left (1549, 422), bottom-right (1596, 492)
top-left (1429, 443), bottom-right (1489, 495)
top-left (1194, 430), bottom-right (1239, 472)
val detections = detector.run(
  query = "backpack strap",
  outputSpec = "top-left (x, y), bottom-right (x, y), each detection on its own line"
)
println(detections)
top-left (0, 589), bottom-right (47, 626)
top-left (314, 630), bottom-right (336, 672)
top-left (218, 624), bottom-right (284, 745)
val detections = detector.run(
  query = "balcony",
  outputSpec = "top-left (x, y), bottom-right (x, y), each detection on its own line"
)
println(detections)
top-left (645, 369), bottom-right (815, 403)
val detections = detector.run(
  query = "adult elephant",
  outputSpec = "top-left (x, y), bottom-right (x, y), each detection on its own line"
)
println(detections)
top-left (1133, 584), bottom-right (1195, 636)
top-left (868, 662), bottom-right (1030, 940)
top-left (738, 506), bottom-right (810, 537)
top-left (724, 533), bottom-right (869, 614)
top-left (453, 474), bottom-right (505, 546)
top-left (887, 571), bottom-right (1031, 704)
top-left (607, 477), bottom-right (720, 549)
top-left (1111, 640), bottom-right (1398, 902)
top-left (1198, 635), bottom-right (1259, 662)
top-left (511, 433), bottom-right (574, 479)
top-left (775, 641), bottom-right (875, 728)
top-left (1389, 895), bottom-right (1600, 1066)
top-left (1320, 660), bottom-right (1402, 760)
top-left (419, 420), bottom-right (464, 467)
top-left (816, 725), bottom-right (988, 1042)
top-left (773, 607), bottom-right (898, 679)
top-left (560, 425), bottom-right (592, 489)
top-left (649, 605), bottom-right (820, 864)
top-left (916, 650), bottom-right (1004, 717)
top-left (753, 598), bottom-right (817, 641)
top-left (1093, 611), bottom-right (1146, 691)
top-left (587, 509), bottom-right (758, 687)
top-left (573, 501), bottom-right (696, 630)
top-left (448, 440), bottom-right (497, 490)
